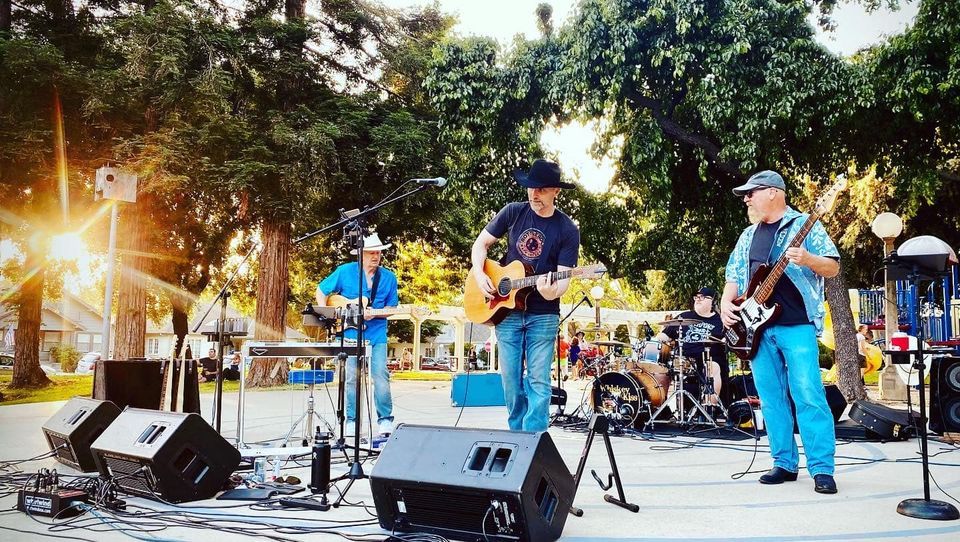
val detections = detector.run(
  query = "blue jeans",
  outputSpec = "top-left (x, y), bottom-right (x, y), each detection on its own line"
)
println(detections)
top-left (495, 311), bottom-right (559, 432)
top-left (345, 342), bottom-right (393, 424)
top-left (751, 324), bottom-right (835, 477)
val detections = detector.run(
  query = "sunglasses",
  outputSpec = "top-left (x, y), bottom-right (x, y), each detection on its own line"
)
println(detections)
top-left (744, 186), bottom-right (774, 199)
top-left (693, 295), bottom-right (712, 301)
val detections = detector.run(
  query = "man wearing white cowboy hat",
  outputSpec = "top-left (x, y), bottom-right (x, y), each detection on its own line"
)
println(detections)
top-left (471, 158), bottom-right (581, 432)
top-left (316, 232), bottom-right (399, 437)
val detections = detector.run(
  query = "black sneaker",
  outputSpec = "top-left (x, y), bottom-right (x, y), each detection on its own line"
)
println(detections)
top-left (759, 467), bottom-right (799, 484)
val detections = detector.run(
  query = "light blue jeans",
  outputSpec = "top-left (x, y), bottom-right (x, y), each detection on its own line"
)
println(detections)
top-left (751, 324), bottom-right (835, 477)
top-left (345, 342), bottom-right (393, 424)
top-left (495, 311), bottom-right (559, 432)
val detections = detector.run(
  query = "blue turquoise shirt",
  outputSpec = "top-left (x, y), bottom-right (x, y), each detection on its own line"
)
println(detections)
top-left (318, 263), bottom-right (399, 345)
top-left (724, 206), bottom-right (839, 334)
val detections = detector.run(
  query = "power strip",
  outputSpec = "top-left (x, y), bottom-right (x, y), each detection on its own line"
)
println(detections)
top-left (278, 496), bottom-right (331, 511)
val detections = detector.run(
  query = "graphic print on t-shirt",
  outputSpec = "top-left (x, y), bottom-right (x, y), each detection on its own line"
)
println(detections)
top-left (516, 228), bottom-right (546, 261)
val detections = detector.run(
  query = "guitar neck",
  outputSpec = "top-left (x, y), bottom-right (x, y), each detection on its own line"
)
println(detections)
top-left (754, 212), bottom-right (821, 304)
top-left (509, 268), bottom-right (585, 291)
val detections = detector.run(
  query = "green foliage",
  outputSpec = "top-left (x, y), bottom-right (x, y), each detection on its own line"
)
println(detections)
top-left (49, 344), bottom-right (81, 372)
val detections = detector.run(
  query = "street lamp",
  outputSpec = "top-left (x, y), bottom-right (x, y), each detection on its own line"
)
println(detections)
top-left (871, 212), bottom-right (904, 400)
top-left (590, 286), bottom-right (604, 328)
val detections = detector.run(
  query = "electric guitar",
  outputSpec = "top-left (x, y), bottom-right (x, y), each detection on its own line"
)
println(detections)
top-left (464, 259), bottom-right (607, 325)
top-left (725, 176), bottom-right (847, 360)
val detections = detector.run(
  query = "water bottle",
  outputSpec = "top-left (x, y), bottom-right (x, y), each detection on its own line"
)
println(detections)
top-left (310, 428), bottom-right (331, 494)
top-left (253, 457), bottom-right (266, 484)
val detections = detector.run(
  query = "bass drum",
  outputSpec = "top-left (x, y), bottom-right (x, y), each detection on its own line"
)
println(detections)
top-left (591, 363), bottom-right (671, 428)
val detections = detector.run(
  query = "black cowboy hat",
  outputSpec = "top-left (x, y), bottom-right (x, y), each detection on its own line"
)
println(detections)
top-left (513, 159), bottom-right (576, 189)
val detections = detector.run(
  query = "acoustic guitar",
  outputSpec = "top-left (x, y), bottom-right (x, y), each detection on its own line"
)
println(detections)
top-left (725, 176), bottom-right (847, 360)
top-left (326, 295), bottom-right (428, 328)
top-left (463, 259), bottom-right (607, 325)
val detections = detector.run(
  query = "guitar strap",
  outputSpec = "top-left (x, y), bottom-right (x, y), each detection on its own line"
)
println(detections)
top-left (369, 267), bottom-right (382, 307)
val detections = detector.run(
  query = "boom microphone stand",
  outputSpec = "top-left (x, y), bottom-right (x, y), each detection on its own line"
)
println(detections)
top-left (294, 181), bottom-right (436, 505)
top-left (551, 295), bottom-right (592, 426)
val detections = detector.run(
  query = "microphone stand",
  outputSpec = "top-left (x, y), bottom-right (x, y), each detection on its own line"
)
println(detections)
top-left (193, 241), bottom-right (261, 433)
top-left (896, 263), bottom-right (960, 521)
top-left (293, 183), bottom-right (433, 507)
top-left (551, 295), bottom-right (591, 426)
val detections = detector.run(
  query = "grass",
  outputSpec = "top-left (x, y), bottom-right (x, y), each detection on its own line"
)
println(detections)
top-left (0, 370), bottom-right (454, 406)
top-left (0, 374), bottom-right (94, 405)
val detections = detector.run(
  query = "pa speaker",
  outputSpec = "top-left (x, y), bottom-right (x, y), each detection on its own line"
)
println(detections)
top-left (90, 408), bottom-right (240, 503)
top-left (370, 425), bottom-right (574, 542)
top-left (930, 355), bottom-right (960, 435)
top-left (42, 397), bottom-right (121, 472)
top-left (93, 359), bottom-right (164, 410)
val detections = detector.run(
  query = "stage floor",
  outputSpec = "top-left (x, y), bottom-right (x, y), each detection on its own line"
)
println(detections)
top-left (2, 379), bottom-right (959, 541)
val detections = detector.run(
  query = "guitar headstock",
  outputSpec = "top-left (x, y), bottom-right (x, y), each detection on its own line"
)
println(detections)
top-left (814, 174), bottom-right (847, 216)
top-left (578, 263), bottom-right (608, 279)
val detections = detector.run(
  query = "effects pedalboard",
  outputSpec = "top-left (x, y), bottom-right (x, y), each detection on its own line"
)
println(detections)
top-left (16, 468), bottom-right (89, 518)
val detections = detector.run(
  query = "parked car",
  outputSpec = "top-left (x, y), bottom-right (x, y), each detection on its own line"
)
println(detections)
top-left (0, 353), bottom-right (13, 370)
top-left (75, 352), bottom-right (102, 374)
top-left (420, 357), bottom-right (453, 371)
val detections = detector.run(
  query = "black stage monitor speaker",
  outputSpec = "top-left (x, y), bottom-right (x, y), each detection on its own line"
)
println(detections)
top-left (930, 355), bottom-right (960, 435)
top-left (93, 359), bottom-right (164, 410)
top-left (90, 408), bottom-right (240, 503)
top-left (849, 400), bottom-right (919, 441)
top-left (42, 397), bottom-right (121, 472)
top-left (370, 424), bottom-right (575, 542)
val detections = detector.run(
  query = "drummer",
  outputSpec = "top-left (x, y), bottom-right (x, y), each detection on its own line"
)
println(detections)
top-left (656, 287), bottom-right (729, 407)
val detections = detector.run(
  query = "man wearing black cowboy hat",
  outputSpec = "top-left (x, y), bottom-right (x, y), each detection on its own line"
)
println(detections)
top-left (471, 159), bottom-right (581, 432)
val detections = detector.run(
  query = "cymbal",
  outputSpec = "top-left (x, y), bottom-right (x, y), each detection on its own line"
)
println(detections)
top-left (593, 340), bottom-right (626, 347)
top-left (688, 337), bottom-right (725, 345)
top-left (655, 318), bottom-right (704, 326)
top-left (581, 325), bottom-right (612, 333)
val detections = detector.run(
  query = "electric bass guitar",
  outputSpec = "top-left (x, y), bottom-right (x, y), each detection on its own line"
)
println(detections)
top-left (464, 259), bottom-right (607, 325)
top-left (725, 176), bottom-right (847, 360)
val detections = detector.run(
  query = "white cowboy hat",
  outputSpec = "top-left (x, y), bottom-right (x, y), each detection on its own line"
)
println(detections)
top-left (350, 232), bottom-right (392, 254)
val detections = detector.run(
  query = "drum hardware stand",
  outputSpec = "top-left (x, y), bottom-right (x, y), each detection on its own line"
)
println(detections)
top-left (645, 340), bottom-right (715, 429)
top-left (569, 413), bottom-right (639, 516)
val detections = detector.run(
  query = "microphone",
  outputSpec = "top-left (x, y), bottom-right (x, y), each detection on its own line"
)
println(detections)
top-left (412, 177), bottom-right (447, 187)
top-left (643, 321), bottom-right (654, 340)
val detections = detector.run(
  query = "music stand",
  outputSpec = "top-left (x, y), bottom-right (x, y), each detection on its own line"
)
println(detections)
top-left (884, 240), bottom-right (960, 521)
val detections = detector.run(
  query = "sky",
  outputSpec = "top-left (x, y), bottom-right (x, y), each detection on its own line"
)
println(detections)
top-left (382, 0), bottom-right (921, 193)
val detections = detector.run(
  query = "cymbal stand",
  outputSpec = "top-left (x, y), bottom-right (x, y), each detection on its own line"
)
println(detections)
top-left (569, 414), bottom-right (639, 516)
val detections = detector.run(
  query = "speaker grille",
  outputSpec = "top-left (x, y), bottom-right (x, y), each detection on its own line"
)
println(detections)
top-left (103, 455), bottom-right (154, 497)
top-left (393, 486), bottom-right (520, 538)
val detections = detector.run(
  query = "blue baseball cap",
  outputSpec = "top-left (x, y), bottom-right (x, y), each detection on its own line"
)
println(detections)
top-left (733, 170), bottom-right (786, 196)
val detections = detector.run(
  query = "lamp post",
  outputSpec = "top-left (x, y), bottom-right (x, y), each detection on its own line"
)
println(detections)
top-left (871, 212), bottom-right (907, 400)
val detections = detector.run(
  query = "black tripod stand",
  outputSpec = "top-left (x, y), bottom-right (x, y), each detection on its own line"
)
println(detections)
top-left (569, 413), bottom-right (638, 516)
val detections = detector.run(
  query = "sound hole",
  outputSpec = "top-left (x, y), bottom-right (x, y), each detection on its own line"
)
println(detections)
top-left (468, 447), bottom-right (491, 471)
top-left (490, 448), bottom-right (512, 473)
top-left (497, 278), bottom-right (511, 297)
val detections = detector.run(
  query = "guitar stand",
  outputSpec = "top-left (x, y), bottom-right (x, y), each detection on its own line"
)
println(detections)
top-left (570, 413), bottom-right (639, 516)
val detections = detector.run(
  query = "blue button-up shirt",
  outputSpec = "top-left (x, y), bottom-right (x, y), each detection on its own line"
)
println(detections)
top-left (318, 263), bottom-right (399, 345)
top-left (725, 206), bottom-right (839, 334)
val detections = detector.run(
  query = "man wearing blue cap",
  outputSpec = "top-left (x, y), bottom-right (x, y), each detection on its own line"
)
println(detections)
top-left (470, 159), bottom-right (581, 431)
top-left (719, 170), bottom-right (841, 494)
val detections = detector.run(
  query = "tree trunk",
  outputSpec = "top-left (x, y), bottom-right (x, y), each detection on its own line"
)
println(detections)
top-left (825, 268), bottom-right (866, 401)
top-left (171, 303), bottom-right (189, 358)
top-left (113, 205), bottom-right (147, 360)
top-left (10, 251), bottom-right (52, 389)
top-left (247, 217), bottom-right (291, 387)
top-left (1, 0), bottom-right (11, 33)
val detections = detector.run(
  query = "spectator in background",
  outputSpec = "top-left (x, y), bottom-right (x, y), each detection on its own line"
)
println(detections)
top-left (223, 352), bottom-right (241, 381)
top-left (198, 348), bottom-right (218, 382)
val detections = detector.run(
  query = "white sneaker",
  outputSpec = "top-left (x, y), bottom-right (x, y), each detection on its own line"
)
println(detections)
top-left (377, 419), bottom-right (394, 436)
top-left (343, 421), bottom-right (356, 437)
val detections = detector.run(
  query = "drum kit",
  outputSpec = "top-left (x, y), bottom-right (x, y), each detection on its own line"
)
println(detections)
top-left (586, 318), bottom-right (738, 433)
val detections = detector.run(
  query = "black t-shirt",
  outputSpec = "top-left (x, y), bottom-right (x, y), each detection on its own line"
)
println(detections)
top-left (199, 356), bottom-right (218, 374)
top-left (749, 219), bottom-right (809, 325)
top-left (664, 310), bottom-right (725, 361)
top-left (485, 202), bottom-right (580, 314)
